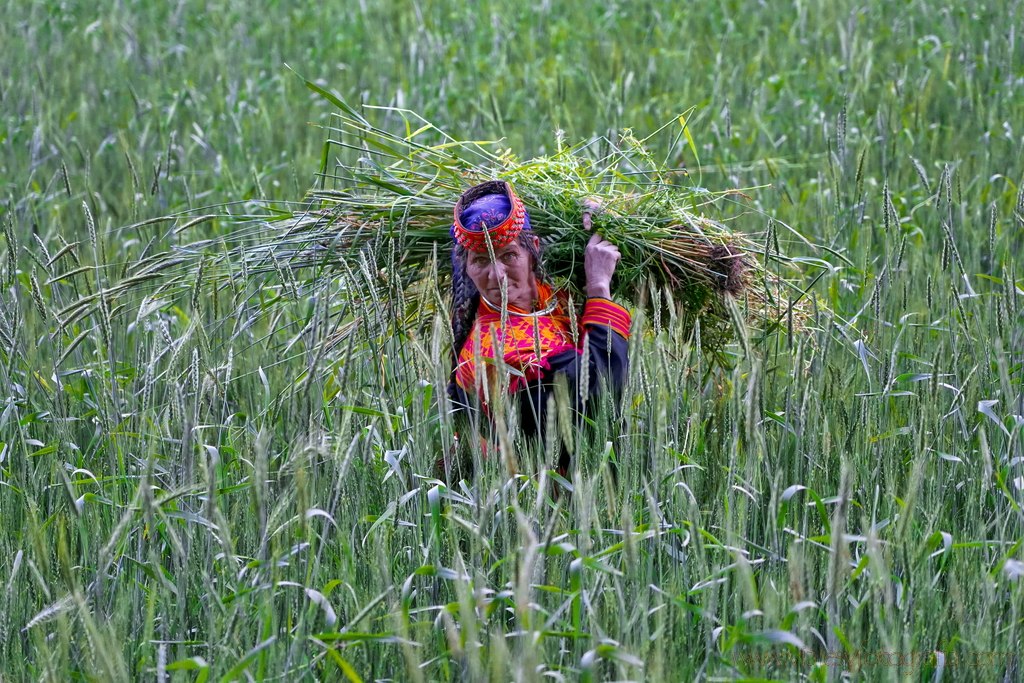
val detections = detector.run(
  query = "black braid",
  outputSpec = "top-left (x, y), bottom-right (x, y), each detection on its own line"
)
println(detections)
top-left (450, 248), bottom-right (478, 361)
top-left (446, 234), bottom-right (545, 403)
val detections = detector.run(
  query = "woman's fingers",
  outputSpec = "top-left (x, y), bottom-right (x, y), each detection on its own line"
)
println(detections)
top-left (582, 197), bottom-right (603, 232)
top-left (584, 233), bottom-right (620, 298)
top-left (586, 233), bottom-right (620, 258)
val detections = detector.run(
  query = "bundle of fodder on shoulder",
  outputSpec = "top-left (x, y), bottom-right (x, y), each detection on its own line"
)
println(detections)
top-left (91, 95), bottom-right (823, 371)
top-left (275, 98), bottom-right (818, 354)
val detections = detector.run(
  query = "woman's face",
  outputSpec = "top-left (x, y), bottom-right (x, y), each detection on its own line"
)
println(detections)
top-left (465, 237), bottom-right (539, 311)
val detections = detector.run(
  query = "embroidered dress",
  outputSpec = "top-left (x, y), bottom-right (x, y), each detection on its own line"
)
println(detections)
top-left (455, 283), bottom-right (577, 401)
top-left (456, 285), bottom-right (630, 404)
top-left (450, 287), bottom-right (631, 471)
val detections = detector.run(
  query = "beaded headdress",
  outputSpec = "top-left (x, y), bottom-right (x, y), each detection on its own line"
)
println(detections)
top-left (451, 180), bottom-right (531, 252)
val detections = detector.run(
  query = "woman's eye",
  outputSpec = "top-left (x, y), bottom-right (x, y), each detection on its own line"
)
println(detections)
top-left (502, 253), bottom-right (518, 263)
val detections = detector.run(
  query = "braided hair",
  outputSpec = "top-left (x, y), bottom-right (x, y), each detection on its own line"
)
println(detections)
top-left (446, 234), bottom-right (545, 403)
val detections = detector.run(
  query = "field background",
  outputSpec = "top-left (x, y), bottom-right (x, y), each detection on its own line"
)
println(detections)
top-left (2, 1), bottom-right (1023, 681)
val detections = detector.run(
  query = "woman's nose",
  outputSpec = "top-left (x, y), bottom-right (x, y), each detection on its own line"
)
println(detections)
top-left (486, 262), bottom-right (506, 283)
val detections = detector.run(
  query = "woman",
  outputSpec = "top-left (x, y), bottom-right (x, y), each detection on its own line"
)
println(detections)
top-left (444, 180), bottom-right (631, 480)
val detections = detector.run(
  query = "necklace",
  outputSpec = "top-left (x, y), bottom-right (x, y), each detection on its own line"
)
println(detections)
top-left (478, 292), bottom-right (558, 318)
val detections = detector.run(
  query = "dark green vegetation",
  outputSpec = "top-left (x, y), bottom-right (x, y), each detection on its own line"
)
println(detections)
top-left (2, 1), bottom-right (1022, 680)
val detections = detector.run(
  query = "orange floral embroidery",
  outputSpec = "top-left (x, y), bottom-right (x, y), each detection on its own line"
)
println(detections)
top-left (455, 288), bottom-right (632, 410)
top-left (455, 283), bottom-right (575, 398)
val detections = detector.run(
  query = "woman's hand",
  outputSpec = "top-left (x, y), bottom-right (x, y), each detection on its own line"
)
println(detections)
top-left (584, 232), bottom-right (620, 300)
top-left (581, 199), bottom-right (619, 299)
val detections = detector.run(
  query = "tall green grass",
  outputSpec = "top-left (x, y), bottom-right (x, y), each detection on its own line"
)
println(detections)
top-left (2, 0), bottom-right (1022, 680)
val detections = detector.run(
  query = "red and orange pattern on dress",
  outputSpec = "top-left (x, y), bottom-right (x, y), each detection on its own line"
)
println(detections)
top-left (455, 283), bottom-right (631, 403)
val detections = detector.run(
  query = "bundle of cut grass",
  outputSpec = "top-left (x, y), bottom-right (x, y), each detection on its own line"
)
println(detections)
top-left (78, 90), bottom-right (821, 365)
top-left (260, 92), bottom-right (816, 346)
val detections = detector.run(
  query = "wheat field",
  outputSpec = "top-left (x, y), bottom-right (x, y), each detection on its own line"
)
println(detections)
top-left (1, 1), bottom-right (1022, 680)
